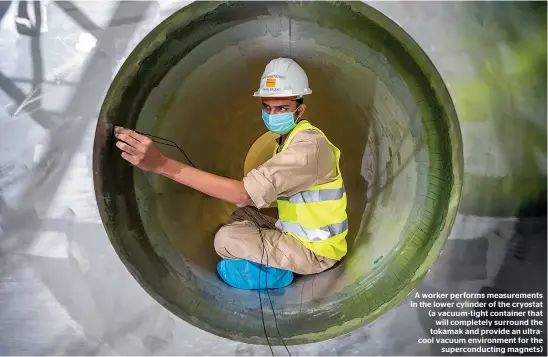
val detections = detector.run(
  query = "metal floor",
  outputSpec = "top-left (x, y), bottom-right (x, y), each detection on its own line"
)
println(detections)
top-left (0, 1), bottom-right (546, 355)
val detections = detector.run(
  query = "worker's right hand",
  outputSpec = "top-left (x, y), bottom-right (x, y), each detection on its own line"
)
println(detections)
top-left (114, 126), bottom-right (168, 173)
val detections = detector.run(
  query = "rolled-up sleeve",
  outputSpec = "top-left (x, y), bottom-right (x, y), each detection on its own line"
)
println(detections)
top-left (243, 131), bottom-right (334, 208)
top-left (242, 167), bottom-right (278, 209)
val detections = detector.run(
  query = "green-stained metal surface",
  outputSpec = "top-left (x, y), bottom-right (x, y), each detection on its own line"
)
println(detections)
top-left (93, 1), bottom-right (463, 345)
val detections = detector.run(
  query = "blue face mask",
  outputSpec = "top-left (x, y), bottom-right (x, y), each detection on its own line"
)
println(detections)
top-left (261, 110), bottom-right (298, 135)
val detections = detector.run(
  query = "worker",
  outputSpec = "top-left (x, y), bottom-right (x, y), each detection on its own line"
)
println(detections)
top-left (114, 58), bottom-right (348, 289)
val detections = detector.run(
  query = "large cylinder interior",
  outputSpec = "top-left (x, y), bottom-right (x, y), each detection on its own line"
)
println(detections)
top-left (93, 1), bottom-right (462, 345)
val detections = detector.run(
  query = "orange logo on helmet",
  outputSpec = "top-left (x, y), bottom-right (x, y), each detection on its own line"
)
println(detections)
top-left (265, 78), bottom-right (276, 88)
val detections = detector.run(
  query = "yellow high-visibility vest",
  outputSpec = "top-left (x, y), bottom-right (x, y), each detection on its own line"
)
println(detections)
top-left (273, 120), bottom-right (348, 261)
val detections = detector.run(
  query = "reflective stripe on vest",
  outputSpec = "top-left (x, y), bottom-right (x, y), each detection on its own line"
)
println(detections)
top-left (280, 218), bottom-right (349, 241)
top-left (278, 187), bottom-right (345, 204)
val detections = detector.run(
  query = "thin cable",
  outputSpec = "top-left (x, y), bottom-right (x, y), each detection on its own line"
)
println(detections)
top-left (289, 17), bottom-right (292, 58)
top-left (244, 205), bottom-right (290, 356)
top-left (134, 130), bottom-right (196, 167)
top-left (261, 221), bottom-right (291, 356)
top-left (255, 216), bottom-right (275, 356)
top-left (288, 17), bottom-right (292, 58)
top-left (134, 130), bottom-right (290, 356)
top-left (247, 201), bottom-right (290, 354)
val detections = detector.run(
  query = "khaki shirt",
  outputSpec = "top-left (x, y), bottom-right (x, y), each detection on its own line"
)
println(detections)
top-left (243, 129), bottom-right (337, 209)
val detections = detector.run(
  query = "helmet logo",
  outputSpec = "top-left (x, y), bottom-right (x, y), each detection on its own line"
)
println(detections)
top-left (253, 59), bottom-right (310, 97)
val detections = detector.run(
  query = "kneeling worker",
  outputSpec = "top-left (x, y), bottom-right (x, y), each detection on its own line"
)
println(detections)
top-left (114, 58), bottom-right (348, 288)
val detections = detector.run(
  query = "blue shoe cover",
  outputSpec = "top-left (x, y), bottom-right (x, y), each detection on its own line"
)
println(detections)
top-left (217, 259), bottom-right (294, 290)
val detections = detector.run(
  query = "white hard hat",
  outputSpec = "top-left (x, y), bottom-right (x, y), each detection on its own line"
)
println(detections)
top-left (253, 58), bottom-right (312, 98)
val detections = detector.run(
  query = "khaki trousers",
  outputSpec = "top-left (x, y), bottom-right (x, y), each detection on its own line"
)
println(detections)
top-left (214, 207), bottom-right (337, 275)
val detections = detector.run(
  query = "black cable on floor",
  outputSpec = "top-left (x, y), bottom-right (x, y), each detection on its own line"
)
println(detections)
top-left (256, 220), bottom-right (275, 356)
top-left (246, 205), bottom-right (291, 356)
top-left (130, 130), bottom-right (290, 356)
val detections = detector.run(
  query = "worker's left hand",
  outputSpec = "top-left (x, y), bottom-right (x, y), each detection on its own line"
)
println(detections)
top-left (114, 126), bottom-right (168, 173)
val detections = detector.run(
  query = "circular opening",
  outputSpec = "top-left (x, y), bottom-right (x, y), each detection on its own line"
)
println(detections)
top-left (93, 1), bottom-right (463, 345)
